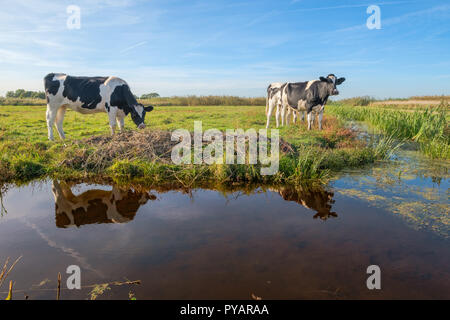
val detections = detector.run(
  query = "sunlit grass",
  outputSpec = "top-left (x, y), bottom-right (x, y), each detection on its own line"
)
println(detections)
top-left (327, 104), bottom-right (449, 159)
top-left (0, 105), bottom-right (387, 185)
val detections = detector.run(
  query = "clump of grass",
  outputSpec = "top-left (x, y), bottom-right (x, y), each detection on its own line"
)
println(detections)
top-left (372, 134), bottom-right (405, 160)
top-left (108, 160), bottom-right (145, 179)
top-left (293, 148), bottom-right (330, 181)
top-left (11, 158), bottom-right (46, 181)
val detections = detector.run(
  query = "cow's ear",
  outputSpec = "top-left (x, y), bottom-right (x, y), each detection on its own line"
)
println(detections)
top-left (336, 77), bottom-right (346, 85)
top-left (320, 77), bottom-right (332, 83)
top-left (144, 105), bottom-right (154, 112)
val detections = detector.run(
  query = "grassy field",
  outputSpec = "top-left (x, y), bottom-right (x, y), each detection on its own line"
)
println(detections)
top-left (0, 105), bottom-right (386, 186)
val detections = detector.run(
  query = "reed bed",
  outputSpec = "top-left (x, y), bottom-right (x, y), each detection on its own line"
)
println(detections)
top-left (327, 104), bottom-right (449, 159)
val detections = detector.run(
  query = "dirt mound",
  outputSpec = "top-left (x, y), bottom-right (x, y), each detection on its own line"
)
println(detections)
top-left (63, 130), bottom-right (177, 170)
top-left (62, 129), bottom-right (294, 171)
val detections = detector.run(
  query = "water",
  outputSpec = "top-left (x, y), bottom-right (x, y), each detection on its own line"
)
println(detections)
top-left (0, 147), bottom-right (448, 299)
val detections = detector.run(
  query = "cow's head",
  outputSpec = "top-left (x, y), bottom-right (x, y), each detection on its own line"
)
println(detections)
top-left (131, 104), bottom-right (154, 129)
top-left (319, 74), bottom-right (345, 96)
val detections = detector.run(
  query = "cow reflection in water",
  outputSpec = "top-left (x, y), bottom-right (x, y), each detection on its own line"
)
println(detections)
top-left (52, 181), bottom-right (156, 228)
top-left (275, 187), bottom-right (337, 220)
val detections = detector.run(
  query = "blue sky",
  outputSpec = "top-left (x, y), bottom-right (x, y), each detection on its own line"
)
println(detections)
top-left (0, 0), bottom-right (449, 98)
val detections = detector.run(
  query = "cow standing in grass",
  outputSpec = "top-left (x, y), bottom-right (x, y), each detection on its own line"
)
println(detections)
top-left (281, 74), bottom-right (345, 130)
top-left (266, 82), bottom-right (305, 128)
top-left (44, 73), bottom-right (154, 141)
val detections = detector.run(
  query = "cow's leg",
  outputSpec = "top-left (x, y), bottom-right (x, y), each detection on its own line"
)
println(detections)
top-left (55, 106), bottom-right (67, 140)
top-left (275, 101), bottom-right (280, 128)
top-left (301, 111), bottom-right (305, 122)
top-left (46, 104), bottom-right (58, 141)
top-left (266, 99), bottom-right (275, 129)
top-left (116, 116), bottom-right (125, 133)
top-left (307, 112), bottom-right (313, 130)
top-left (281, 103), bottom-right (286, 126)
top-left (318, 110), bottom-right (324, 130)
top-left (285, 107), bottom-right (291, 127)
top-left (318, 106), bottom-right (325, 130)
top-left (293, 110), bottom-right (297, 124)
top-left (108, 107), bottom-right (118, 135)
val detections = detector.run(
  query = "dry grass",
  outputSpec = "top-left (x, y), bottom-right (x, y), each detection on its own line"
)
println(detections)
top-left (62, 130), bottom-right (178, 170)
top-left (0, 256), bottom-right (22, 292)
top-left (62, 129), bottom-right (295, 172)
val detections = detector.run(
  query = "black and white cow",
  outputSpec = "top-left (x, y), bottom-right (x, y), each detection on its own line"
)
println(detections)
top-left (281, 74), bottom-right (345, 130)
top-left (44, 73), bottom-right (154, 140)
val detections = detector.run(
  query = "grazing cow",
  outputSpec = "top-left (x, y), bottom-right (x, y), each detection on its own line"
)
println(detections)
top-left (52, 180), bottom-right (156, 228)
top-left (266, 82), bottom-right (287, 128)
top-left (281, 74), bottom-right (345, 130)
top-left (44, 73), bottom-right (154, 140)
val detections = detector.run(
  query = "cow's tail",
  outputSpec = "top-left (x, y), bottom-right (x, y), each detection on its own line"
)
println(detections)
top-left (265, 85), bottom-right (271, 115)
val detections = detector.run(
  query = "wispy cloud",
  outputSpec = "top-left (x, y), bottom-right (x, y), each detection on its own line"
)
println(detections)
top-left (0, 49), bottom-right (71, 68)
top-left (120, 41), bottom-right (148, 54)
top-left (22, 219), bottom-right (104, 278)
top-left (333, 4), bottom-right (450, 33)
top-left (290, 1), bottom-right (419, 12)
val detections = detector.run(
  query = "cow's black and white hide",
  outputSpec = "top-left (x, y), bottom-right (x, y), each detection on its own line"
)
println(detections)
top-left (273, 186), bottom-right (337, 220)
top-left (44, 73), bottom-right (154, 140)
top-left (52, 181), bottom-right (156, 228)
top-left (281, 74), bottom-right (345, 130)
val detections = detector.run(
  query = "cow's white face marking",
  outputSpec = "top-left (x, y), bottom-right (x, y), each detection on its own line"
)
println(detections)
top-left (135, 105), bottom-right (144, 118)
top-left (328, 75), bottom-right (336, 85)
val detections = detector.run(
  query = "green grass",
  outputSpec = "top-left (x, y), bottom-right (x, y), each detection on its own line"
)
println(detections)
top-left (327, 104), bottom-right (450, 159)
top-left (0, 105), bottom-right (389, 186)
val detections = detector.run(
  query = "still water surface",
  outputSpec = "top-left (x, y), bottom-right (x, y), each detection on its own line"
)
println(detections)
top-left (0, 148), bottom-right (448, 299)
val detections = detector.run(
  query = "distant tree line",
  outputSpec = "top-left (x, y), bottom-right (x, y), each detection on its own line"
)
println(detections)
top-left (138, 95), bottom-right (266, 106)
top-left (5, 89), bottom-right (46, 99)
top-left (0, 90), bottom-right (267, 106)
top-left (140, 92), bottom-right (160, 99)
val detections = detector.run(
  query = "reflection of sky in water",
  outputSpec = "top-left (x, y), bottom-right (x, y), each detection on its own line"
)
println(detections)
top-left (0, 178), bottom-right (449, 299)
